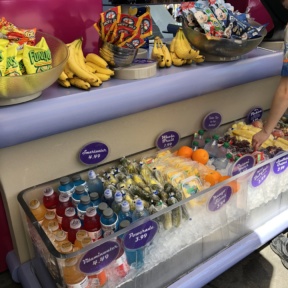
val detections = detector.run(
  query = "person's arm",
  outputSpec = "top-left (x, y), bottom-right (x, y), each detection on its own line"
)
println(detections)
top-left (252, 76), bottom-right (288, 150)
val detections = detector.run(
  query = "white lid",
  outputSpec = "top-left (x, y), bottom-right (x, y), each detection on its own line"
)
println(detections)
top-left (114, 191), bottom-right (123, 202)
top-left (55, 230), bottom-right (66, 241)
top-left (43, 187), bottom-right (54, 197)
top-left (65, 207), bottom-right (76, 217)
top-left (88, 170), bottom-right (96, 180)
top-left (70, 219), bottom-right (81, 229)
top-left (48, 220), bottom-right (59, 232)
top-left (29, 199), bottom-right (40, 210)
top-left (114, 59), bottom-right (157, 80)
top-left (104, 189), bottom-right (113, 199)
top-left (44, 211), bottom-right (56, 220)
top-left (135, 199), bottom-right (144, 211)
top-left (86, 206), bottom-right (96, 217)
top-left (121, 200), bottom-right (130, 212)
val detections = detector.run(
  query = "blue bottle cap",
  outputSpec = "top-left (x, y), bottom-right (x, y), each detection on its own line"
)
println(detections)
top-left (135, 199), bottom-right (144, 211)
top-left (88, 170), bottom-right (96, 180)
top-left (114, 191), bottom-right (123, 202)
top-left (121, 200), bottom-right (130, 212)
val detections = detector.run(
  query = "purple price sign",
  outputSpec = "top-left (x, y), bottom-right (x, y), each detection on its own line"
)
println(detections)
top-left (79, 240), bottom-right (120, 274)
top-left (251, 163), bottom-right (271, 187)
top-left (273, 154), bottom-right (288, 174)
top-left (133, 59), bottom-right (156, 64)
top-left (202, 112), bottom-right (222, 130)
top-left (246, 107), bottom-right (263, 124)
top-left (231, 155), bottom-right (255, 176)
top-left (123, 220), bottom-right (158, 250)
top-left (79, 142), bottom-right (109, 165)
top-left (156, 131), bottom-right (180, 150)
top-left (208, 186), bottom-right (232, 211)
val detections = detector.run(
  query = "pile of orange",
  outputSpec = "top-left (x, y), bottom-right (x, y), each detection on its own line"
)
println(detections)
top-left (204, 170), bottom-right (222, 186)
top-left (177, 146), bottom-right (193, 158)
top-left (192, 148), bottom-right (209, 165)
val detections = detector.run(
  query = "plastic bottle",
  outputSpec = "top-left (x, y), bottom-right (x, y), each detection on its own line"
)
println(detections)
top-left (111, 191), bottom-right (123, 214)
top-left (77, 195), bottom-right (93, 222)
top-left (118, 201), bottom-right (133, 223)
top-left (197, 129), bottom-right (206, 148)
top-left (72, 173), bottom-right (87, 190)
top-left (68, 218), bottom-right (82, 244)
top-left (213, 153), bottom-right (233, 170)
top-left (63, 257), bottom-right (89, 288)
top-left (58, 176), bottom-right (75, 198)
top-left (100, 208), bottom-right (119, 238)
top-left (29, 199), bottom-right (46, 224)
top-left (42, 187), bottom-right (58, 212)
top-left (204, 134), bottom-right (219, 158)
top-left (71, 186), bottom-right (88, 207)
top-left (83, 206), bottom-right (102, 241)
top-left (47, 220), bottom-right (60, 241)
top-left (74, 230), bottom-right (89, 250)
top-left (62, 207), bottom-right (78, 234)
top-left (191, 141), bottom-right (199, 151)
top-left (59, 240), bottom-right (74, 254)
top-left (41, 211), bottom-right (57, 232)
top-left (112, 237), bottom-right (129, 278)
top-left (132, 199), bottom-right (149, 222)
top-left (103, 189), bottom-right (114, 208)
top-left (216, 142), bottom-right (230, 158)
top-left (90, 192), bottom-right (101, 209)
top-left (53, 230), bottom-right (68, 252)
top-left (56, 193), bottom-right (73, 226)
top-left (97, 202), bottom-right (108, 217)
top-left (87, 170), bottom-right (104, 197)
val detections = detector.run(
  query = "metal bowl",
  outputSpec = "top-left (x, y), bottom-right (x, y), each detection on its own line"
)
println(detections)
top-left (100, 42), bottom-right (138, 67)
top-left (182, 18), bottom-right (267, 61)
top-left (0, 31), bottom-right (68, 106)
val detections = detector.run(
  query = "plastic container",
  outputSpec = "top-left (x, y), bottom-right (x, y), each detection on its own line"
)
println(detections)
top-left (47, 220), bottom-right (60, 241)
top-left (72, 173), bottom-right (87, 189)
top-left (58, 176), bottom-right (75, 197)
top-left (118, 201), bottom-right (133, 223)
top-left (74, 230), bottom-right (89, 250)
top-left (90, 192), bottom-right (102, 208)
top-left (83, 206), bottom-right (102, 241)
top-left (132, 199), bottom-right (149, 222)
top-left (29, 199), bottom-right (46, 224)
top-left (62, 207), bottom-right (78, 234)
top-left (111, 191), bottom-right (123, 214)
top-left (42, 186), bottom-right (58, 212)
top-left (103, 189), bottom-right (114, 208)
top-left (213, 153), bottom-right (233, 170)
top-left (100, 208), bottom-right (119, 238)
top-left (204, 134), bottom-right (219, 158)
top-left (77, 195), bottom-right (93, 222)
top-left (87, 170), bottom-right (104, 197)
top-left (216, 142), bottom-right (230, 158)
top-left (71, 186), bottom-right (89, 207)
top-left (67, 218), bottom-right (82, 244)
top-left (55, 193), bottom-right (73, 226)
top-left (97, 202), bottom-right (108, 217)
top-left (41, 211), bottom-right (57, 232)
top-left (53, 230), bottom-right (68, 252)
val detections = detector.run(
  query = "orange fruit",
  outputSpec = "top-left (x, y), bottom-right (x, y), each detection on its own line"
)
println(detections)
top-left (204, 170), bottom-right (222, 186)
top-left (219, 175), bottom-right (240, 193)
top-left (192, 148), bottom-right (209, 165)
top-left (177, 146), bottom-right (193, 158)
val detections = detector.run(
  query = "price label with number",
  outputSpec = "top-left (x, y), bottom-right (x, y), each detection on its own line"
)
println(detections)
top-left (230, 155), bottom-right (255, 176)
top-left (202, 112), bottom-right (222, 130)
top-left (251, 163), bottom-right (270, 187)
top-left (273, 154), bottom-right (288, 174)
top-left (79, 142), bottom-right (109, 165)
top-left (208, 186), bottom-right (232, 212)
top-left (79, 240), bottom-right (120, 273)
top-left (123, 220), bottom-right (158, 250)
top-left (156, 131), bottom-right (180, 150)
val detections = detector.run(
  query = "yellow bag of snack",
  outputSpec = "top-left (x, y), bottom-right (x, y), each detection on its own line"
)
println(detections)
top-left (5, 44), bottom-right (22, 76)
top-left (16, 49), bottom-right (26, 74)
top-left (0, 44), bottom-right (7, 76)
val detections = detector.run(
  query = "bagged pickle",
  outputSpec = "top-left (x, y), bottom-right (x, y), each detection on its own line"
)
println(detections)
top-left (167, 197), bottom-right (182, 228)
top-left (5, 44), bottom-right (22, 76)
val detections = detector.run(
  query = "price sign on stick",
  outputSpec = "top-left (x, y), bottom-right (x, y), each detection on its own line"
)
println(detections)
top-left (208, 186), bottom-right (232, 212)
top-left (202, 112), bottom-right (222, 130)
top-left (79, 142), bottom-right (109, 165)
top-left (156, 131), bottom-right (180, 150)
top-left (230, 155), bottom-right (255, 176)
top-left (273, 154), bottom-right (288, 174)
top-left (251, 163), bottom-right (271, 187)
top-left (246, 107), bottom-right (263, 124)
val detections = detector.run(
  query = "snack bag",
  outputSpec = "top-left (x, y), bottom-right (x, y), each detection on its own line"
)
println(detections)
top-left (16, 49), bottom-right (26, 74)
top-left (137, 11), bottom-right (153, 39)
top-left (23, 37), bottom-right (52, 74)
top-left (99, 6), bottom-right (121, 40)
top-left (0, 44), bottom-right (7, 76)
top-left (118, 31), bottom-right (145, 49)
top-left (5, 44), bottom-right (22, 76)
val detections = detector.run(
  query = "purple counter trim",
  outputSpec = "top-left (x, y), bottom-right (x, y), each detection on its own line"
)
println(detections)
top-left (0, 49), bottom-right (282, 148)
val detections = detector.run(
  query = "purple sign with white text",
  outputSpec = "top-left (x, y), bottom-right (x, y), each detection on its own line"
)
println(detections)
top-left (156, 131), bottom-right (179, 150)
top-left (79, 142), bottom-right (109, 165)
top-left (251, 163), bottom-right (270, 187)
top-left (202, 112), bottom-right (222, 130)
top-left (208, 186), bottom-right (232, 211)
top-left (273, 154), bottom-right (288, 174)
top-left (79, 240), bottom-right (120, 274)
top-left (246, 107), bottom-right (263, 124)
top-left (231, 155), bottom-right (255, 176)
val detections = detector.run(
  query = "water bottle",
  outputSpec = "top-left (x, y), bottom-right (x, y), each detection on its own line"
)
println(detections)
top-left (84, 206), bottom-right (102, 241)
top-left (213, 153), bottom-right (233, 171)
top-left (56, 193), bottom-right (73, 226)
top-left (42, 187), bottom-right (58, 212)
top-left (100, 208), bottom-right (119, 238)
top-left (58, 176), bottom-right (75, 198)
top-left (132, 199), bottom-right (149, 222)
top-left (77, 195), bottom-right (93, 222)
top-left (97, 202), bottom-right (108, 217)
top-left (191, 141), bottom-right (199, 151)
top-left (216, 142), bottom-right (230, 158)
top-left (72, 174), bottom-right (87, 190)
top-left (87, 170), bottom-right (104, 197)
top-left (62, 207), bottom-right (78, 234)
top-left (197, 129), bottom-right (206, 148)
top-left (90, 192), bottom-right (101, 209)
top-left (118, 201), bottom-right (133, 223)
top-left (103, 189), bottom-right (114, 208)
top-left (67, 218), bottom-right (82, 244)
top-left (29, 199), bottom-right (46, 224)
top-left (204, 134), bottom-right (219, 158)
top-left (71, 186), bottom-right (89, 207)
top-left (111, 191), bottom-right (123, 214)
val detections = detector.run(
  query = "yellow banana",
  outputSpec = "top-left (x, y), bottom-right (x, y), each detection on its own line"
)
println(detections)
top-left (186, 59), bottom-right (193, 65)
top-left (174, 28), bottom-right (194, 60)
top-left (86, 61), bottom-right (114, 76)
top-left (69, 77), bottom-right (91, 90)
top-left (86, 53), bottom-right (108, 68)
top-left (156, 39), bottom-right (166, 68)
top-left (87, 79), bottom-right (102, 87)
top-left (64, 64), bottom-right (74, 79)
top-left (169, 37), bottom-right (176, 53)
top-left (94, 73), bottom-right (110, 81)
top-left (85, 63), bottom-right (96, 73)
top-left (58, 79), bottom-right (71, 88)
top-left (193, 55), bottom-right (205, 63)
top-left (151, 37), bottom-right (164, 63)
top-left (162, 44), bottom-right (172, 68)
top-left (170, 52), bottom-right (186, 66)
top-left (58, 71), bottom-right (68, 81)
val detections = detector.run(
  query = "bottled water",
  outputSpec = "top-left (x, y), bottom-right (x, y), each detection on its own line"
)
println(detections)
top-left (111, 191), bottom-right (123, 214)
top-left (204, 134), bottom-right (219, 158)
top-left (132, 199), bottom-right (149, 222)
top-left (118, 201), bottom-right (133, 223)
top-left (87, 170), bottom-right (104, 197)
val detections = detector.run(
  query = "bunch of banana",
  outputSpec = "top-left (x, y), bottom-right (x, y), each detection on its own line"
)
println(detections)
top-left (58, 38), bottom-right (114, 90)
top-left (169, 28), bottom-right (205, 67)
top-left (151, 36), bottom-right (172, 68)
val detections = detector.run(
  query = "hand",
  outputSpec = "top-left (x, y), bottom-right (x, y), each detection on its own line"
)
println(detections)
top-left (252, 129), bottom-right (270, 151)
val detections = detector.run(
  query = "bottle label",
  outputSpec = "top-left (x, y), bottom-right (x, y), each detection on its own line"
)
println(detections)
top-left (77, 207), bottom-right (87, 221)
top-left (101, 221), bottom-right (118, 238)
top-left (87, 229), bottom-right (102, 241)
top-left (59, 188), bottom-right (74, 198)
top-left (66, 276), bottom-right (89, 288)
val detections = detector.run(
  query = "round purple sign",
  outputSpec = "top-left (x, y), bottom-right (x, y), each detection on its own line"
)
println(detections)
top-left (202, 112), bottom-right (222, 130)
top-left (79, 142), bottom-right (109, 165)
top-left (231, 155), bottom-right (255, 176)
top-left (123, 220), bottom-right (158, 250)
top-left (273, 154), bottom-right (288, 174)
top-left (246, 107), bottom-right (263, 124)
top-left (156, 131), bottom-right (180, 150)
top-left (251, 163), bottom-right (270, 187)
top-left (208, 186), bottom-right (232, 211)
top-left (79, 240), bottom-right (120, 274)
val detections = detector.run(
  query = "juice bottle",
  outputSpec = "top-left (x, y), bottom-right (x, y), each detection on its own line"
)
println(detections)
top-left (103, 189), bottom-right (114, 208)
top-left (42, 186), bottom-right (58, 212)
top-left (111, 237), bottom-right (129, 278)
top-left (90, 192), bottom-right (101, 209)
top-left (63, 257), bottom-right (89, 288)
top-left (53, 230), bottom-right (68, 252)
top-left (97, 202), bottom-right (108, 217)
top-left (72, 173), bottom-right (87, 190)
top-left (47, 220), bottom-right (60, 241)
top-left (58, 176), bottom-right (75, 198)
top-left (29, 199), bottom-right (46, 224)
top-left (56, 193), bottom-right (73, 226)
top-left (118, 201), bottom-right (133, 223)
top-left (62, 207), bottom-right (78, 234)
top-left (111, 191), bottom-right (123, 214)
top-left (100, 208), bottom-right (119, 238)
top-left (77, 195), bottom-right (93, 222)
top-left (59, 240), bottom-right (74, 254)
top-left (87, 170), bottom-right (104, 197)
top-left (41, 211), bottom-right (57, 232)
top-left (74, 230), bottom-right (89, 250)
top-left (72, 186), bottom-right (88, 207)
top-left (68, 218), bottom-right (82, 244)
top-left (83, 206), bottom-right (102, 241)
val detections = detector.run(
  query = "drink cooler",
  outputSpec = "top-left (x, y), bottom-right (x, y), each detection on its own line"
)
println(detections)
top-left (16, 152), bottom-right (288, 288)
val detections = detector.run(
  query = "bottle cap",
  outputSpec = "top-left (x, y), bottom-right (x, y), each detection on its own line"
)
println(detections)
top-left (192, 141), bottom-right (199, 146)
top-left (65, 207), bottom-right (76, 217)
top-left (75, 186), bottom-right (86, 195)
top-left (121, 200), bottom-right (130, 212)
top-left (198, 129), bottom-right (204, 135)
top-left (60, 177), bottom-right (71, 186)
top-left (44, 211), bottom-right (56, 220)
top-left (76, 230), bottom-right (88, 242)
top-left (90, 192), bottom-right (99, 201)
top-left (88, 170), bottom-right (96, 180)
top-left (72, 174), bottom-right (81, 182)
top-left (55, 230), bottom-right (67, 242)
top-left (65, 257), bottom-right (78, 266)
top-left (86, 206), bottom-right (97, 217)
top-left (61, 241), bottom-right (73, 254)
top-left (43, 187), bottom-right (54, 197)
top-left (70, 219), bottom-right (81, 229)
top-left (81, 237), bottom-right (92, 247)
top-left (114, 191), bottom-right (123, 202)
top-left (80, 195), bottom-right (91, 205)
top-left (29, 199), bottom-right (40, 210)
top-left (119, 220), bottom-right (131, 230)
top-left (223, 142), bottom-right (230, 148)
top-left (48, 220), bottom-right (59, 232)
top-left (59, 193), bottom-right (70, 203)
top-left (213, 134), bottom-right (219, 140)
top-left (135, 199), bottom-right (144, 211)
top-left (205, 138), bottom-right (211, 144)
top-left (104, 189), bottom-right (113, 199)
top-left (98, 202), bottom-right (108, 213)
top-left (103, 208), bottom-right (114, 218)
